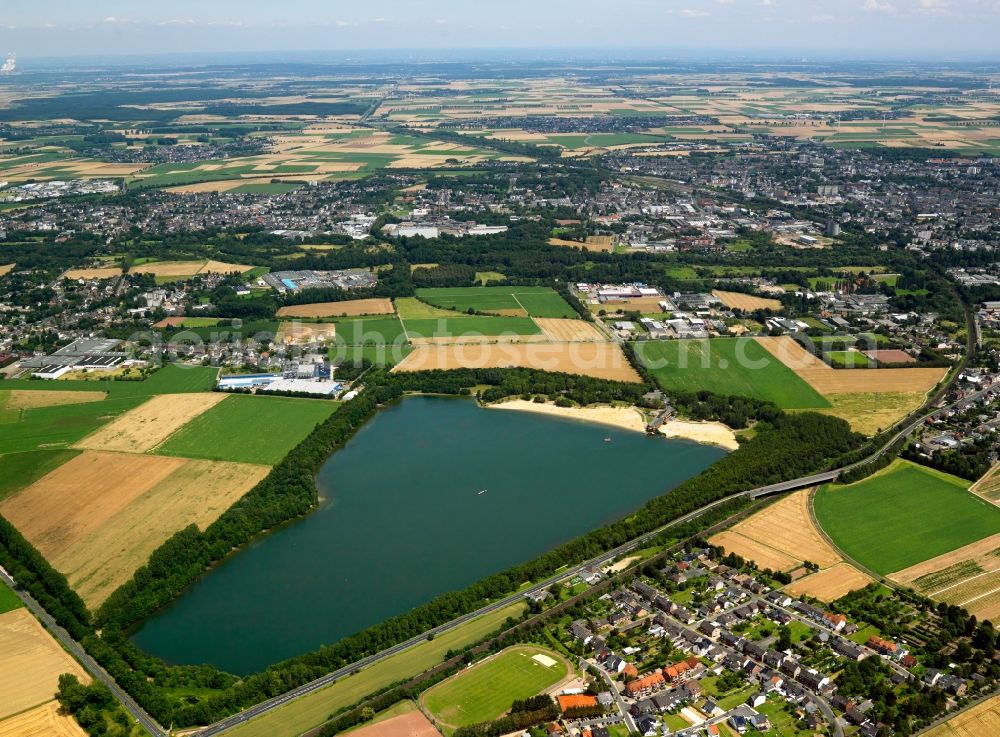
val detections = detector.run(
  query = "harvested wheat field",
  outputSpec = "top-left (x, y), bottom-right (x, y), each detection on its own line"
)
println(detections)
top-left (0, 264), bottom-right (14, 278)
top-left (548, 237), bottom-right (612, 253)
top-left (0, 452), bottom-right (187, 560)
top-left (817, 392), bottom-right (927, 436)
top-left (971, 463), bottom-right (1000, 504)
top-left (889, 533), bottom-right (1000, 620)
top-left (756, 335), bottom-right (947, 394)
top-left (200, 259), bottom-right (256, 275)
top-left (713, 290), bottom-right (782, 312)
top-left (276, 322), bottom-right (338, 345)
top-left (3, 390), bottom-right (106, 410)
top-left (393, 342), bottom-right (642, 382)
top-left (0, 609), bottom-right (89, 721)
top-left (132, 260), bottom-right (207, 276)
top-left (708, 531), bottom-right (801, 572)
top-left (408, 333), bottom-right (549, 345)
top-left (535, 318), bottom-right (608, 342)
top-left (74, 393), bottom-right (226, 453)
top-left (349, 710), bottom-right (439, 737)
top-left (53, 459), bottom-right (269, 607)
top-left (277, 298), bottom-right (395, 318)
top-left (62, 267), bottom-right (123, 280)
top-left (784, 563), bottom-right (873, 602)
top-left (0, 701), bottom-right (86, 737)
top-left (924, 692), bottom-right (1000, 737)
top-left (723, 490), bottom-right (841, 568)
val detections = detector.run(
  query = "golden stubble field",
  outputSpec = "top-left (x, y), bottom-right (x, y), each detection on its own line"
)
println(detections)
top-left (709, 490), bottom-right (872, 602)
top-left (393, 342), bottom-right (642, 382)
top-left (2, 390), bottom-right (106, 410)
top-left (0, 451), bottom-right (269, 607)
top-left (712, 290), bottom-right (782, 312)
top-left (0, 702), bottom-right (86, 737)
top-left (276, 298), bottom-right (395, 318)
top-left (924, 693), bottom-right (1000, 737)
top-left (889, 533), bottom-right (1000, 622)
top-left (73, 393), bottom-right (226, 453)
top-left (754, 335), bottom-right (947, 433)
top-left (0, 609), bottom-right (89, 721)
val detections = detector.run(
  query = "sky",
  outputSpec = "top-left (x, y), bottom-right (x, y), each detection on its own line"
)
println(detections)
top-left (2, 0), bottom-right (999, 60)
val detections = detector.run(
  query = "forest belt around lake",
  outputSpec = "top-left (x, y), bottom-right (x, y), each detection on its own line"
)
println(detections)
top-left (0, 366), bottom-right (864, 728)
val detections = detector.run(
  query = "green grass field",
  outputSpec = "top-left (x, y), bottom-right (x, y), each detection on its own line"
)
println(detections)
top-left (0, 449), bottom-right (79, 502)
top-left (0, 363), bottom-right (219, 398)
top-left (332, 317), bottom-right (408, 346)
top-left (827, 351), bottom-right (873, 368)
top-left (815, 460), bottom-right (1000, 574)
top-left (422, 646), bottom-right (568, 729)
top-left (157, 394), bottom-right (338, 465)
top-left (633, 338), bottom-right (830, 409)
top-left (0, 396), bottom-right (146, 453)
top-left (0, 580), bottom-right (23, 615)
top-left (223, 602), bottom-right (526, 737)
top-left (403, 316), bottom-right (542, 339)
top-left (416, 287), bottom-right (576, 319)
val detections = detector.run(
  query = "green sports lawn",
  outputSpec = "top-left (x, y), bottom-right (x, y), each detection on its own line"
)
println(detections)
top-left (815, 460), bottom-right (1000, 574)
top-left (415, 286), bottom-right (577, 319)
top-left (157, 394), bottom-right (339, 465)
top-left (422, 646), bottom-right (568, 729)
top-left (633, 338), bottom-right (830, 409)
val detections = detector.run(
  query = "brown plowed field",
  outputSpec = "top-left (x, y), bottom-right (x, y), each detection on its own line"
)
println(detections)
top-left (0, 702), bottom-right (86, 737)
top-left (784, 563), bottom-right (873, 602)
top-left (0, 609), bottom-right (89, 721)
top-left (348, 711), bottom-right (439, 737)
top-left (276, 298), bottom-right (395, 318)
top-left (712, 290), bottom-right (782, 312)
top-left (392, 342), bottom-right (642, 382)
top-left (276, 323), bottom-right (338, 344)
top-left (1, 451), bottom-right (268, 608)
top-left (73, 393), bottom-right (225, 453)
top-left (3, 390), bottom-right (106, 410)
top-left (535, 318), bottom-right (608, 342)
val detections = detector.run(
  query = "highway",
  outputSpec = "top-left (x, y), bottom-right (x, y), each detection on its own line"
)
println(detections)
top-left (0, 566), bottom-right (168, 737)
top-left (3, 327), bottom-right (985, 737)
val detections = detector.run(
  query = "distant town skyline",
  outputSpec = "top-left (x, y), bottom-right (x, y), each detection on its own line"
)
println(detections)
top-left (2, 0), bottom-right (1000, 60)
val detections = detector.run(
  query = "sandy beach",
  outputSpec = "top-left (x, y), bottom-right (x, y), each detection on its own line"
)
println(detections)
top-left (487, 400), bottom-right (738, 450)
top-left (660, 420), bottom-right (739, 451)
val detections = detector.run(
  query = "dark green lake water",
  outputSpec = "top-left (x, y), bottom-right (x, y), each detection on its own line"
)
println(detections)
top-left (132, 396), bottom-right (724, 674)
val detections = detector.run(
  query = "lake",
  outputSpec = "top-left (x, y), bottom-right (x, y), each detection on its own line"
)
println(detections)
top-left (132, 396), bottom-right (724, 674)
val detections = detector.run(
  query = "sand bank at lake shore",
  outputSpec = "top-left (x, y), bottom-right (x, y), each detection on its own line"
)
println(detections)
top-left (488, 400), bottom-right (738, 450)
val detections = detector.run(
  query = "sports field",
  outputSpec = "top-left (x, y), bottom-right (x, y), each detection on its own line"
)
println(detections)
top-left (421, 646), bottom-right (568, 730)
top-left (815, 461), bottom-right (1000, 575)
top-left (415, 287), bottom-right (577, 319)
top-left (157, 394), bottom-right (339, 465)
top-left (633, 338), bottom-right (830, 409)
top-left (224, 602), bottom-right (526, 737)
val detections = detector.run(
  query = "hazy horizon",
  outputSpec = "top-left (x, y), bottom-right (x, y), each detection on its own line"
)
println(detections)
top-left (2, 1), bottom-right (1000, 61)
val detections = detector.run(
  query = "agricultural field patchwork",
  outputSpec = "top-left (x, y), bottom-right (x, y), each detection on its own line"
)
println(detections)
top-left (421, 646), bottom-right (568, 730)
top-left (923, 692), bottom-right (1000, 737)
top-left (0, 450), bottom-right (269, 608)
top-left (276, 298), bottom-right (395, 318)
top-left (0, 702), bottom-right (87, 737)
top-left (815, 461), bottom-right (1000, 575)
top-left (633, 338), bottom-right (830, 409)
top-left (157, 394), bottom-right (339, 465)
top-left (415, 287), bottom-right (577, 319)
